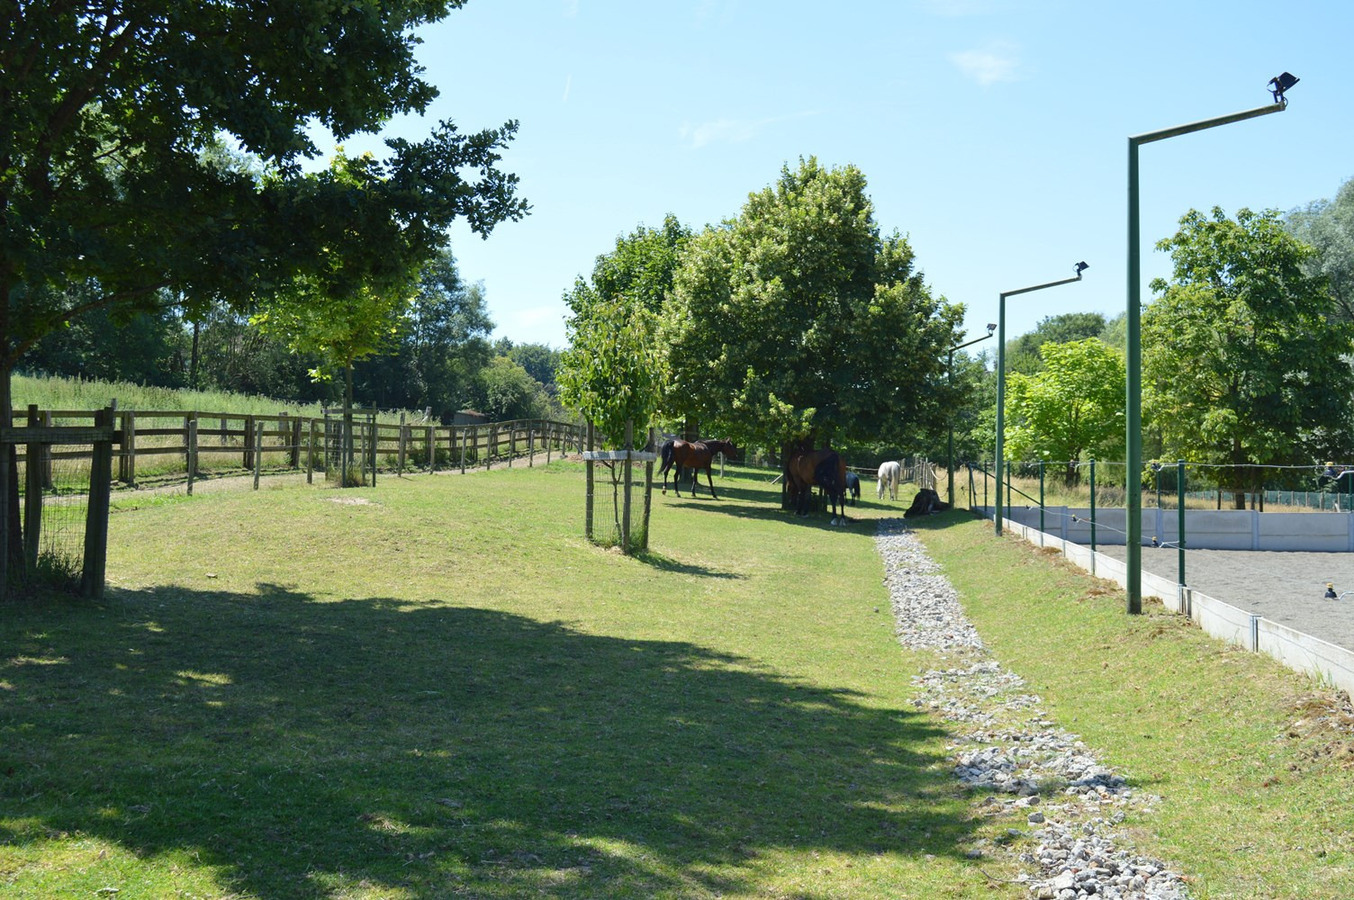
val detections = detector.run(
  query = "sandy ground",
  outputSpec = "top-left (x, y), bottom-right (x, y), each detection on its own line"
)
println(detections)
top-left (1093, 544), bottom-right (1354, 653)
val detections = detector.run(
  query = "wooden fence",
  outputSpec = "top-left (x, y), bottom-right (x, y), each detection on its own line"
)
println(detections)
top-left (10, 408), bottom-right (586, 488)
top-left (1, 407), bottom-right (585, 599)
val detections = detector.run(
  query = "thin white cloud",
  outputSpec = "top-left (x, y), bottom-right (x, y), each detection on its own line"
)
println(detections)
top-left (680, 110), bottom-right (820, 149)
top-left (949, 41), bottom-right (1021, 85)
top-left (562, 0), bottom-right (578, 17)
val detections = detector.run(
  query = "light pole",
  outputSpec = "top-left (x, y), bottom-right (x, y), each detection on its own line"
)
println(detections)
top-left (948, 323), bottom-right (997, 508)
top-left (1124, 72), bottom-right (1296, 614)
top-left (995, 262), bottom-right (1088, 535)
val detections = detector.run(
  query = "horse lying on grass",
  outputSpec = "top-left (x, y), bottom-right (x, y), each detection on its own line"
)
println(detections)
top-left (904, 487), bottom-right (951, 518)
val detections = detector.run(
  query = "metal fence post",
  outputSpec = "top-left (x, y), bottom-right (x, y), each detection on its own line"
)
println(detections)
top-left (1089, 458), bottom-right (1097, 554)
top-left (1178, 459), bottom-right (1187, 589)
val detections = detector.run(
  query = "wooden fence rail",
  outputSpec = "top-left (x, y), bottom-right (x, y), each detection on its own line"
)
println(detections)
top-left (1, 407), bottom-right (587, 599)
top-left (6, 408), bottom-right (587, 488)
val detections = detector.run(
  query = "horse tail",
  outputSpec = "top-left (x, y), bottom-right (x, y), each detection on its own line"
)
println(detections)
top-left (659, 439), bottom-right (675, 474)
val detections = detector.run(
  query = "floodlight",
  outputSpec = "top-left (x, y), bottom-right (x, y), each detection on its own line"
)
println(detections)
top-left (1268, 71), bottom-right (1299, 103)
top-left (1074, 261), bottom-right (1089, 276)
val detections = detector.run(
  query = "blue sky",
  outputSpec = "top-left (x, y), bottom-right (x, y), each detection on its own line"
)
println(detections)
top-left (325, 0), bottom-right (1354, 350)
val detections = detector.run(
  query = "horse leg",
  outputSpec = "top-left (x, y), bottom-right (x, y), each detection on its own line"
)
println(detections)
top-left (705, 466), bottom-right (719, 500)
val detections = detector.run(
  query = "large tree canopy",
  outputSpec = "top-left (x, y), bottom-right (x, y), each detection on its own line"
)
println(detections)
top-left (1286, 176), bottom-right (1354, 323)
top-left (663, 157), bottom-right (962, 452)
top-left (1143, 207), bottom-right (1354, 503)
top-left (0, 1), bottom-right (526, 408)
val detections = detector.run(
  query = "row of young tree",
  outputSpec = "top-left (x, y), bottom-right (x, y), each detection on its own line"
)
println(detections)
top-left (978, 178), bottom-right (1354, 504)
top-left (558, 157), bottom-right (965, 469)
top-left (556, 165), bottom-right (1354, 508)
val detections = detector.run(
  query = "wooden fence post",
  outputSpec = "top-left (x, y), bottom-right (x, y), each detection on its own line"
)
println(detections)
top-left (243, 415), bottom-right (254, 470)
top-left (120, 410), bottom-right (137, 486)
top-left (528, 423), bottom-right (535, 468)
top-left (397, 413), bottom-right (407, 476)
top-left (81, 407), bottom-right (114, 599)
top-left (622, 420), bottom-right (633, 554)
top-left (39, 409), bottom-right (53, 489)
top-left (585, 421), bottom-right (595, 541)
top-left (425, 424), bottom-right (435, 472)
top-left (642, 426), bottom-right (655, 551)
top-left (290, 416), bottom-right (302, 469)
top-left (307, 418), bottom-right (317, 484)
top-left (187, 418), bottom-right (198, 495)
top-left (460, 426), bottom-right (468, 474)
top-left (23, 406), bottom-right (42, 572)
top-left (182, 412), bottom-right (192, 479)
top-left (253, 426), bottom-right (263, 490)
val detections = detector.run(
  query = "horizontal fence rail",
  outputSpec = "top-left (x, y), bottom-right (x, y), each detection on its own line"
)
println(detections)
top-left (6, 407), bottom-right (587, 490)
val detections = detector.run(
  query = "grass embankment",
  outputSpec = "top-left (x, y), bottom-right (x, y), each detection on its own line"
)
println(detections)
top-left (912, 515), bottom-right (1354, 899)
top-left (11, 373), bottom-right (332, 419)
top-left (2, 463), bottom-right (1351, 898)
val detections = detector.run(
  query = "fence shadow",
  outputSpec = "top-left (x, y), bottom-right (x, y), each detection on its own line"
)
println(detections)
top-left (2, 584), bottom-right (973, 899)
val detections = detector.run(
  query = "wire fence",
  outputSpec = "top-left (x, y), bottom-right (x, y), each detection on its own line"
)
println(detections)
top-left (967, 458), bottom-right (1354, 514)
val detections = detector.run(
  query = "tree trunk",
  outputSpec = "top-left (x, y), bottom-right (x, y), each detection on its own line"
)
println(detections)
top-left (343, 362), bottom-right (356, 487)
top-left (189, 317), bottom-right (201, 389)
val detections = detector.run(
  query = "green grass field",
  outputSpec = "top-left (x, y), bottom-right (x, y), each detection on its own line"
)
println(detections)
top-left (2, 462), bottom-right (1351, 898)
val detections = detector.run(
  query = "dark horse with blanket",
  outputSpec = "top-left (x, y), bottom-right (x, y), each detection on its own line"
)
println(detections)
top-left (786, 448), bottom-right (849, 524)
top-left (659, 438), bottom-right (739, 499)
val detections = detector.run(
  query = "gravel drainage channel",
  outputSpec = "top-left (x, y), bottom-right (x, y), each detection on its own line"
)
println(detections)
top-left (875, 519), bottom-right (1190, 900)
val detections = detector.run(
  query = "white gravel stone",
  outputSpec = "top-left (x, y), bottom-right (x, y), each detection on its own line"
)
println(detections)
top-left (874, 519), bottom-right (1191, 900)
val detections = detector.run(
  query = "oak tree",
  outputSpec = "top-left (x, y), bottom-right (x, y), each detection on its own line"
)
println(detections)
top-left (664, 158), bottom-right (962, 458)
top-left (1143, 207), bottom-right (1354, 505)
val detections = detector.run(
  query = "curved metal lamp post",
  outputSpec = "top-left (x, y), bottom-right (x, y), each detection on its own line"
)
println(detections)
top-left (995, 262), bottom-right (1088, 535)
top-left (1124, 72), bottom-right (1296, 613)
top-left (947, 323), bottom-right (996, 508)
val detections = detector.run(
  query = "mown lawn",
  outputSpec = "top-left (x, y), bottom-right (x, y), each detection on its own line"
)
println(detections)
top-left (4, 461), bottom-right (1351, 899)
top-left (1, 464), bottom-right (1016, 899)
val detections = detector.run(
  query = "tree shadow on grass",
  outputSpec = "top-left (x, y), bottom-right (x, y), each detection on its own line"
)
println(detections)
top-left (1, 585), bottom-right (974, 899)
top-left (630, 549), bottom-right (748, 579)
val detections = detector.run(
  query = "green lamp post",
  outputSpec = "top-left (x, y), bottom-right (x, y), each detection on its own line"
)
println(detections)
top-left (948, 323), bottom-right (997, 509)
top-left (1124, 72), bottom-right (1296, 613)
top-left (995, 262), bottom-right (1088, 535)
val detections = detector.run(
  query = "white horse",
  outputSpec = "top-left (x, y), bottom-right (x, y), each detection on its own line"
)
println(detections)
top-left (877, 460), bottom-right (901, 501)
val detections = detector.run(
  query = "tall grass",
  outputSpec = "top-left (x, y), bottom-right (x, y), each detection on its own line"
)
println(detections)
top-left (11, 372), bottom-right (331, 418)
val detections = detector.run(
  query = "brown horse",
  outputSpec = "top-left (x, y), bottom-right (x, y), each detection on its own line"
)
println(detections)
top-left (659, 438), bottom-right (739, 499)
top-left (786, 448), bottom-right (848, 524)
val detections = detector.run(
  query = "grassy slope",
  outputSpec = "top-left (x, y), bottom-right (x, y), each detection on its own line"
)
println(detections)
top-left (1, 466), bottom-right (1019, 900)
top-left (911, 513), bottom-right (1354, 900)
